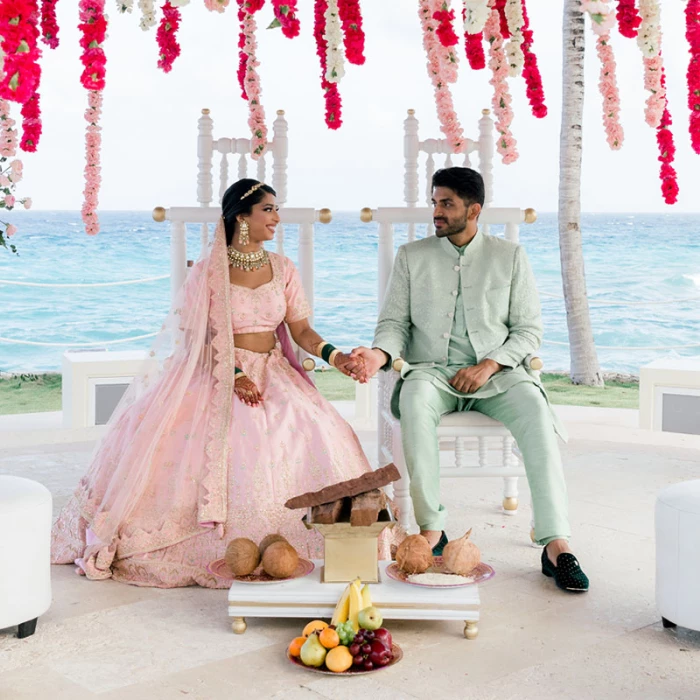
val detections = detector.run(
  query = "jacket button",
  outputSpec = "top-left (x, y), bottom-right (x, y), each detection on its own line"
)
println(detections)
top-left (447, 312), bottom-right (454, 318)
top-left (443, 332), bottom-right (449, 339)
top-left (453, 265), bottom-right (460, 271)
top-left (452, 290), bottom-right (458, 296)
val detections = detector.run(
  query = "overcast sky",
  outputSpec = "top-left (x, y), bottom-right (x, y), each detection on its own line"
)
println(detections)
top-left (15, 1), bottom-right (699, 213)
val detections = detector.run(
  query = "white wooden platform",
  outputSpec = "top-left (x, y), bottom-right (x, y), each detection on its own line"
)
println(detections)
top-left (227, 560), bottom-right (480, 639)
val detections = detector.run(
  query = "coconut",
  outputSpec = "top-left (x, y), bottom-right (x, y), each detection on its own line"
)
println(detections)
top-left (441, 528), bottom-right (481, 576)
top-left (259, 533), bottom-right (288, 557)
top-left (224, 537), bottom-right (260, 576)
top-left (262, 540), bottom-right (300, 578)
top-left (395, 534), bottom-right (433, 574)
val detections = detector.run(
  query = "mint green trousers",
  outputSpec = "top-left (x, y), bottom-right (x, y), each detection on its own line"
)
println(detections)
top-left (398, 379), bottom-right (570, 546)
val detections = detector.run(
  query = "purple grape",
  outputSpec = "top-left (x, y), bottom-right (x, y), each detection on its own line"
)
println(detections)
top-left (363, 660), bottom-right (374, 671)
top-left (353, 654), bottom-right (364, 666)
top-left (361, 643), bottom-right (371, 655)
top-left (364, 630), bottom-right (375, 640)
top-left (348, 643), bottom-right (360, 656)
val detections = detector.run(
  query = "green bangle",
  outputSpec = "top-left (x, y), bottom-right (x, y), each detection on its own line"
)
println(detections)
top-left (234, 367), bottom-right (243, 374)
top-left (321, 343), bottom-right (337, 364)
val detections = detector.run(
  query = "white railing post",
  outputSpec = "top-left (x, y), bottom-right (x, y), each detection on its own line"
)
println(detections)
top-left (272, 109), bottom-right (289, 208)
top-left (504, 222), bottom-right (519, 243)
top-left (478, 108), bottom-right (495, 210)
top-left (404, 109), bottom-right (419, 242)
top-left (298, 222), bottom-right (314, 330)
top-left (170, 221), bottom-right (187, 302)
top-left (197, 109), bottom-right (214, 207)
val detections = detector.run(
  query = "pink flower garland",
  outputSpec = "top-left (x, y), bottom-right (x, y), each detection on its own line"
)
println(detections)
top-left (78, 0), bottom-right (107, 234)
top-left (686, 0), bottom-right (700, 154)
top-left (485, 5), bottom-right (518, 163)
top-left (656, 71), bottom-right (678, 205)
top-left (40, 0), bottom-right (60, 48)
top-left (642, 55), bottom-right (664, 127)
top-left (204, 0), bottom-right (230, 11)
top-left (271, 0), bottom-right (300, 39)
top-left (596, 35), bottom-right (623, 149)
top-left (433, 7), bottom-right (459, 47)
top-left (337, 0), bottom-right (365, 64)
top-left (418, 0), bottom-right (465, 152)
top-left (520, 0), bottom-right (546, 118)
top-left (156, 1), bottom-right (181, 73)
top-left (238, 0), bottom-right (268, 156)
top-left (616, 0), bottom-right (642, 39)
top-left (314, 0), bottom-right (342, 129)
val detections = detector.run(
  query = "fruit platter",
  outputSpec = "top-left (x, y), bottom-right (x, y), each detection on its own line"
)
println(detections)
top-left (287, 578), bottom-right (402, 674)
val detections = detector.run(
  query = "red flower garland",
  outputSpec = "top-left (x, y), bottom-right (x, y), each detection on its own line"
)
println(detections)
top-left (462, 5), bottom-right (485, 69)
top-left (433, 7), bottom-right (458, 47)
top-left (0, 0), bottom-right (42, 106)
top-left (337, 0), bottom-right (365, 64)
top-left (237, 15), bottom-right (248, 100)
top-left (656, 70), bottom-right (678, 205)
top-left (616, 0), bottom-right (642, 39)
top-left (40, 0), bottom-right (59, 48)
top-left (314, 0), bottom-right (342, 129)
top-left (686, 0), bottom-right (700, 154)
top-left (520, 0), bottom-right (547, 119)
top-left (271, 0), bottom-right (300, 39)
top-left (494, 0), bottom-right (510, 39)
top-left (78, 0), bottom-right (107, 90)
top-left (20, 91), bottom-right (41, 151)
top-left (156, 2), bottom-right (181, 73)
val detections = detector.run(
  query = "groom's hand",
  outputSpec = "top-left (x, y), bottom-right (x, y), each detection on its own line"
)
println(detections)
top-left (449, 359), bottom-right (502, 394)
top-left (349, 347), bottom-right (388, 383)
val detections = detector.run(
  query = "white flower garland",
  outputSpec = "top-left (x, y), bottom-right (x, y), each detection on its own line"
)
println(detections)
top-left (116, 0), bottom-right (133, 12)
top-left (324, 0), bottom-right (345, 84)
top-left (463, 0), bottom-right (489, 35)
top-left (504, 0), bottom-right (524, 77)
top-left (581, 0), bottom-right (616, 37)
top-left (138, 0), bottom-right (157, 31)
top-left (637, 0), bottom-right (661, 57)
top-left (171, 0), bottom-right (190, 6)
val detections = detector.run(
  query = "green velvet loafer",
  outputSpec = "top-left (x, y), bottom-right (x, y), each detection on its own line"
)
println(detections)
top-left (432, 531), bottom-right (449, 557)
top-left (541, 548), bottom-right (589, 593)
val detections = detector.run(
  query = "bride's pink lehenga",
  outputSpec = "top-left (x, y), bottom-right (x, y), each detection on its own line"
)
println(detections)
top-left (52, 221), bottom-right (395, 588)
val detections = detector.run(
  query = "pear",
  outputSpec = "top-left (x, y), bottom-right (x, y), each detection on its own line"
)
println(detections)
top-left (300, 632), bottom-right (327, 668)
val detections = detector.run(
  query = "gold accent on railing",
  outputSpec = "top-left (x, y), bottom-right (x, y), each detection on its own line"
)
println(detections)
top-left (152, 207), bottom-right (166, 223)
top-left (201, 108), bottom-right (210, 115)
top-left (407, 109), bottom-right (415, 115)
top-left (392, 358), bottom-right (405, 372)
top-left (360, 207), bottom-right (373, 223)
top-left (318, 208), bottom-right (332, 224)
top-left (524, 207), bottom-right (537, 224)
top-left (481, 108), bottom-right (491, 115)
top-left (302, 358), bottom-right (316, 372)
top-left (276, 109), bottom-right (285, 115)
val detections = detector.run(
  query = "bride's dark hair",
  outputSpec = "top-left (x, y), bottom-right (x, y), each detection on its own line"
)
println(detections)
top-left (221, 179), bottom-right (277, 246)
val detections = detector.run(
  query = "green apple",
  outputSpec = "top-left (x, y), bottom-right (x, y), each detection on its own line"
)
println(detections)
top-left (358, 605), bottom-right (383, 631)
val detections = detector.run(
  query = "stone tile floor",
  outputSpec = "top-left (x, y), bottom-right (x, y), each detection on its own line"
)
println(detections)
top-left (1, 416), bottom-right (700, 699)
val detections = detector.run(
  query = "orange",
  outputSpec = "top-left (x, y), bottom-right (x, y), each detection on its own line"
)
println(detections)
top-left (302, 619), bottom-right (329, 637)
top-left (288, 636), bottom-right (307, 658)
top-left (318, 627), bottom-right (340, 649)
top-left (325, 645), bottom-right (353, 673)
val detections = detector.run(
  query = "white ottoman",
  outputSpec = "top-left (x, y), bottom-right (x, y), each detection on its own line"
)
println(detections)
top-left (656, 480), bottom-right (700, 632)
top-left (0, 476), bottom-right (53, 638)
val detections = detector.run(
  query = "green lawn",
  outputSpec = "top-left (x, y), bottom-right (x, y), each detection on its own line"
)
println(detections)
top-left (0, 369), bottom-right (639, 416)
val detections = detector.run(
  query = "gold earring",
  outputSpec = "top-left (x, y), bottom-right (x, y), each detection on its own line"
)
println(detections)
top-left (238, 220), bottom-right (250, 246)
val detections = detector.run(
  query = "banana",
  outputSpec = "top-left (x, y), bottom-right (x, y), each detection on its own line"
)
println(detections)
top-left (331, 583), bottom-right (351, 626)
top-left (348, 578), bottom-right (363, 632)
top-left (361, 583), bottom-right (372, 610)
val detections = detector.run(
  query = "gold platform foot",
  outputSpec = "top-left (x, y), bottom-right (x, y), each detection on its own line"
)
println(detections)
top-left (232, 617), bottom-right (247, 634)
top-left (502, 497), bottom-right (518, 514)
top-left (464, 620), bottom-right (478, 640)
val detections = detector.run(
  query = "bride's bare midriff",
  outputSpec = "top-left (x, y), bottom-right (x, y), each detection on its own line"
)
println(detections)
top-left (234, 331), bottom-right (277, 354)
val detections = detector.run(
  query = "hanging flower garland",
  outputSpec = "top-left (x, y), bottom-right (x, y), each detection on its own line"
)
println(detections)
top-left (504, 0), bottom-right (524, 77)
top-left (314, 0), bottom-right (342, 129)
top-left (485, 3), bottom-right (517, 163)
top-left (271, 0), bottom-right (300, 39)
top-left (78, 0), bottom-right (108, 235)
top-left (20, 92), bottom-right (41, 151)
top-left (656, 70), bottom-right (678, 204)
top-left (237, 0), bottom-right (267, 156)
top-left (116, 1), bottom-right (134, 11)
top-left (686, 0), bottom-right (700, 154)
top-left (139, 0), bottom-right (157, 29)
top-left (418, 0), bottom-right (465, 152)
top-left (325, 0), bottom-right (345, 83)
top-left (637, 0), bottom-right (664, 128)
top-left (583, 0), bottom-right (624, 150)
top-left (0, 1), bottom-right (42, 106)
top-left (616, 0), bottom-right (641, 39)
top-left (40, 0), bottom-right (60, 48)
top-left (337, 0), bottom-right (365, 64)
top-left (156, 1), bottom-right (182, 72)
top-left (462, 0), bottom-right (488, 69)
top-left (494, 0), bottom-right (509, 39)
top-left (433, 5), bottom-right (459, 48)
top-left (204, 0), bottom-right (230, 12)
top-left (520, 0), bottom-right (546, 118)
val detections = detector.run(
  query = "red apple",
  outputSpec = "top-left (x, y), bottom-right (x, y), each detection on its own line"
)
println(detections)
top-left (373, 627), bottom-right (392, 649)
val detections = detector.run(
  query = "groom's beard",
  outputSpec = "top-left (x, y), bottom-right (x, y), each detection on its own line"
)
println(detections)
top-left (434, 212), bottom-right (468, 238)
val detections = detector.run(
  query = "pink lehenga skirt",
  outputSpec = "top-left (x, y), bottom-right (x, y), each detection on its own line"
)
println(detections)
top-left (52, 346), bottom-right (396, 588)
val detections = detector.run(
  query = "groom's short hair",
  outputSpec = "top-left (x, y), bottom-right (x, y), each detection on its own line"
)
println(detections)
top-left (432, 167), bottom-right (485, 208)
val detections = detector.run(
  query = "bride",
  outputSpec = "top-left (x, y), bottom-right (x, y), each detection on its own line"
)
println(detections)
top-left (52, 178), bottom-right (394, 588)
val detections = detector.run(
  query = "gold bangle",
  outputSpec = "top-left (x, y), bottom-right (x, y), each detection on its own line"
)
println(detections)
top-left (328, 349), bottom-right (341, 367)
top-left (316, 341), bottom-right (328, 357)
top-left (234, 372), bottom-right (248, 382)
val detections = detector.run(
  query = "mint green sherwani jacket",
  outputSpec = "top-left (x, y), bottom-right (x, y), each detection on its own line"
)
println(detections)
top-left (373, 230), bottom-right (565, 438)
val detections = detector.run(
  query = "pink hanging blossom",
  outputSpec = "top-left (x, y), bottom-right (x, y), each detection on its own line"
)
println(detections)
top-left (418, 0), bottom-right (465, 152)
top-left (271, 0), bottom-right (300, 39)
top-left (520, 0), bottom-right (546, 118)
top-left (204, 0), bottom-right (230, 11)
top-left (485, 5), bottom-right (518, 163)
top-left (643, 54), bottom-right (665, 127)
top-left (686, 0), bottom-right (700, 154)
top-left (656, 70), bottom-right (678, 204)
top-left (616, 0), bottom-right (642, 38)
top-left (82, 90), bottom-right (102, 235)
top-left (337, 0), bottom-right (365, 64)
top-left (596, 35), bottom-right (623, 149)
top-left (156, 2), bottom-right (181, 73)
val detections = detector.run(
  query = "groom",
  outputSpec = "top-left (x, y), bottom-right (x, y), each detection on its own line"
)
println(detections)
top-left (350, 167), bottom-right (589, 593)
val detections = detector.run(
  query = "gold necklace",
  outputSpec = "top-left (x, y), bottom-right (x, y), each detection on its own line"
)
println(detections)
top-left (227, 246), bottom-right (270, 272)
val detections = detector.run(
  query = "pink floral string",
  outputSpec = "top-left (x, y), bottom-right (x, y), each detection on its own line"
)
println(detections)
top-left (595, 36), bottom-right (623, 149)
top-left (156, 1), bottom-right (181, 73)
top-left (686, 0), bottom-right (700, 154)
top-left (82, 90), bottom-right (102, 235)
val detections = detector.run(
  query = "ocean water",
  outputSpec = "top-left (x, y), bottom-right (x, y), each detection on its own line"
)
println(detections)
top-left (1, 211), bottom-right (699, 375)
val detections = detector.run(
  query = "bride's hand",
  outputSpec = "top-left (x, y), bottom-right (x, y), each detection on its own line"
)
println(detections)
top-left (333, 352), bottom-right (368, 382)
top-left (234, 376), bottom-right (263, 407)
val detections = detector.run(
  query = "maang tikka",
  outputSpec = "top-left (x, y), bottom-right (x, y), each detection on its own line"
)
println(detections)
top-left (238, 219), bottom-right (250, 246)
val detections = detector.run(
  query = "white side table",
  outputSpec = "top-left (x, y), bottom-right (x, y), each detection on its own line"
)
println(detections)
top-left (227, 560), bottom-right (480, 639)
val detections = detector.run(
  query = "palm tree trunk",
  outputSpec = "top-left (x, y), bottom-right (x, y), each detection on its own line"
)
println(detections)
top-left (558, 0), bottom-right (604, 386)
